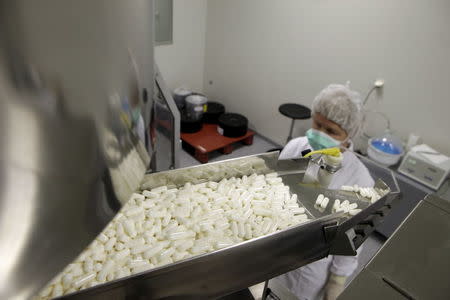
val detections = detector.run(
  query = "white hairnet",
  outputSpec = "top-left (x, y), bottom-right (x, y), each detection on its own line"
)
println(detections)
top-left (312, 84), bottom-right (364, 139)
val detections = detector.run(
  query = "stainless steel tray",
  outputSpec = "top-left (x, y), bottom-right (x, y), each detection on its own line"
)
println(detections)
top-left (60, 152), bottom-right (400, 300)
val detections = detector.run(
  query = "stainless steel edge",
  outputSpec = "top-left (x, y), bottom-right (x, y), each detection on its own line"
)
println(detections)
top-left (61, 214), bottom-right (340, 300)
top-left (57, 151), bottom-right (399, 299)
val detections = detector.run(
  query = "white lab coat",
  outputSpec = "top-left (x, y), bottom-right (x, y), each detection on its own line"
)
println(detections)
top-left (275, 137), bottom-right (374, 300)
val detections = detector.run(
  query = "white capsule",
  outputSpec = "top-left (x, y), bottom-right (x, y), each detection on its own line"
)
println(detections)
top-left (252, 192), bottom-right (264, 199)
top-left (371, 195), bottom-right (379, 203)
top-left (86, 280), bottom-right (100, 288)
top-left (253, 207), bottom-right (272, 217)
top-left (152, 186), bottom-right (168, 193)
top-left (62, 273), bottom-right (73, 289)
top-left (336, 207), bottom-right (346, 213)
top-left (286, 203), bottom-right (300, 209)
top-left (177, 240), bottom-right (195, 252)
top-left (143, 244), bottom-right (164, 259)
top-left (267, 177), bottom-right (282, 184)
top-left (332, 199), bottom-right (341, 212)
top-left (349, 209), bottom-right (362, 216)
top-left (159, 248), bottom-right (175, 260)
top-left (262, 219), bottom-right (273, 234)
top-left (127, 258), bottom-right (149, 269)
top-left (341, 200), bottom-right (350, 207)
top-left (131, 244), bottom-right (153, 255)
top-left (97, 233), bottom-right (109, 243)
top-left (320, 197), bottom-right (330, 209)
top-left (125, 207), bottom-right (142, 217)
top-left (167, 231), bottom-right (195, 241)
top-left (97, 260), bottom-right (115, 282)
top-left (291, 207), bottom-right (306, 215)
top-left (237, 222), bottom-right (246, 238)
top-left (252, 200), bottom-right (266, 206)
top-left (106, 273), bottom-right (115, 282)
top-left (51, 284), bottom-right (63, 298)
top-left (270, 219), bottom-right (279, 232)
top-left (265, 172), bottom-right (278, 178)
top-left (115, 248), bottom-right (131, 261)
top-left (73, 272), bottom-right (96, 288)
top-left (115, 242), bottom-right (125, 251)
top-left (348, 203), bottom-right (358, 210)
top-left (118, 234), bottom-right (131, 244)
top-left (290, 194), bottom-right (298, 203)
top-left (39, 284), bottom-right (54, 298)
top-left (341, 185), bottom-right (354, 191)
top-left (360, 188), bottom-right (368, 197)
top-left (316, 194), bottom-right (325, 206)
top-left (71, 263), bottom-right (83, 277)
top-left (158, 257), bottom-right (174, 267)
top-left (94, 263), bottom-right (103, 272)
top-left (128, 237), bottom-right (146, 248)
top-left (142, 190), bottom-right (158, 198)
top-left (123, 220), bottom-right (137, 237)
top-left (132, 263), bottom-right (153, 274)
top-left (104, 237), bottom-right (117, 251)
top-left (231, 221), bottom-right (239, 236)
top-left (245, 224), bottom-right (253, 239)
top-left (83, 259), bottom-right (94, 273)
top-left (66, 287), bottom-right (77, 294)
top-left (104, 228), bottom-right (116, 238)
top-left (131, 193), bottom-right (145, 201)
top-left (173, 251), bottom-right (189, 261)
top-left (296, 214), bottom-right (309, 221)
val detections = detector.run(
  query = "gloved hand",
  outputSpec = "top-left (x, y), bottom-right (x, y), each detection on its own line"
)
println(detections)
top-left (324, 272), bottom-right (347, 300)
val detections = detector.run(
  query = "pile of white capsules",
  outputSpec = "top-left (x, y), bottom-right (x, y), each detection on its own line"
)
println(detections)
top-left (314, 185), bottom-right (385, 216)
top-left (141, 156), bottom-right (271, 191)
top-left (37, 173), bottom-right (308, 299)
top-left (340, 185), bottom-right (384, 203)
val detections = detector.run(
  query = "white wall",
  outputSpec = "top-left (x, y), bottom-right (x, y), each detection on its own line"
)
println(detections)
top-left (155, 0), bottom-right (207, 92)
top-left (203, 0), bottom-right (450, 154)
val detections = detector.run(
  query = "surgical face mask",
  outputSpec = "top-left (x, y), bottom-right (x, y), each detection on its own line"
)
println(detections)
top-left (306, 128), bottom-right (342, 150)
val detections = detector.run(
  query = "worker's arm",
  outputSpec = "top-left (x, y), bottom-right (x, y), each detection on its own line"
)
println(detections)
top-left (325, 158), bottom-right (374, 300)
top-left (324, 248), bottom-right (362, 300)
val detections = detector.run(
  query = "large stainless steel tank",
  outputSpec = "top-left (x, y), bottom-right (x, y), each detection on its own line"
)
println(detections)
top-left (0, 1), bottom-right (154, 299)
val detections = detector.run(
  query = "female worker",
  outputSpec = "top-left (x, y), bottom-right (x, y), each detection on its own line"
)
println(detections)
top-left (275, 84), bottom-right (374, 300)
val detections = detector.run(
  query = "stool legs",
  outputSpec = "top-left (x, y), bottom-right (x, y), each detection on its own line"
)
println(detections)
top-left (195, 150), bottom-right (209, 163)
top-left (242, 135), bottom-right (254, 145)
top-left (287, 119), bottom-right (295, 143)
top-left (220, 144), bottom-right (233, 154)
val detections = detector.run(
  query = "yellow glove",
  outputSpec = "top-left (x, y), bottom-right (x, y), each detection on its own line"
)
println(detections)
top-left (324, 273), bottom-right (347, 300)
top-left (304, 147), bottom-right (341, 158)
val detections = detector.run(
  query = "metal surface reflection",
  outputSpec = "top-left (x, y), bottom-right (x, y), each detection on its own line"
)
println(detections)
top-left (58, 152), bottom-right (398, 299)
top-left (0, 1), bottom-right (154, 299)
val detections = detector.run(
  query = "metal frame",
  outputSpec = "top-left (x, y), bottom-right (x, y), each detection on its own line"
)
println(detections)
top-left (287, 119), bottom-right (296, 143)
top-left (154, 63), bottom-right (180, 170)
top-left (60, 152), bottom-right (401, 300)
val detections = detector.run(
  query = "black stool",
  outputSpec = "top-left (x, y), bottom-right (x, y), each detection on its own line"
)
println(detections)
top-left (279, 103), bottom-right (311, 143)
